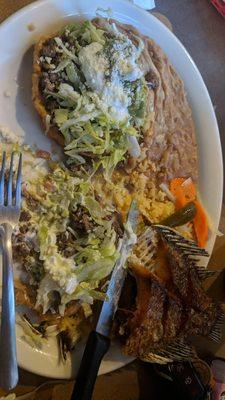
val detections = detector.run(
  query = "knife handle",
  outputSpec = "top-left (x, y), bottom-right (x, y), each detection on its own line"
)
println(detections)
top-left (71, 331), bottom-right (110, 400)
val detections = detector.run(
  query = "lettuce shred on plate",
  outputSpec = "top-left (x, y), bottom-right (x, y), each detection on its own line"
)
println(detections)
top-left (0, 395), bottom-right (16, 400)
top-left (39, 19), bottom-right (148, 177)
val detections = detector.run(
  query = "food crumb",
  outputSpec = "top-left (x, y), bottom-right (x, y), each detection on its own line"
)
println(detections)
top-left (0, 125), bottom-right (24, 145)
top-left (36, 149), bottom-right (51, 160)
top-left (27, 23), bottom-right (36, 31)
top-left (4, 90), bottom-right (11, 98)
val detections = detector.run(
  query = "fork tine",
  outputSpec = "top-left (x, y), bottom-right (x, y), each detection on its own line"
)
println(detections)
top-left (15, 153), bottom-right (22, 207)
top-left (7, 152), bottom-right (14, 206)
top-left (0, 151), bottom-right (6, 206)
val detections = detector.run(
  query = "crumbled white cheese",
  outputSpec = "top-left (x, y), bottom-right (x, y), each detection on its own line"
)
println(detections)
top-left (0, 125), bottom-right (24, 145)
top-left (38, 224), bottom-right (78, 296)
top-left (101, 76), bottom-right (131, 122)
top-left (78, 34), bottom-right (143, 123)
top-left (79, 42), bottom-right (108, 92)
top-left (112, 38), bottom-right (143, 82)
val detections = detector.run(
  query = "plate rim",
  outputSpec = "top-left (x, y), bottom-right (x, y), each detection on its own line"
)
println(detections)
top-left (0, 0), bottom-right (223, 378)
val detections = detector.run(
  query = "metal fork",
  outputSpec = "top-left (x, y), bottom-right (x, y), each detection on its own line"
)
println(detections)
top-left (0, 151), bottom-right (22, 390)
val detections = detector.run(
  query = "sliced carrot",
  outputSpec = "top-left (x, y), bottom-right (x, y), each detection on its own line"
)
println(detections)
top-left (169, 177), bottom-right (208, 248)
top-left (170, 177), bottom-right (197, 208)
top-left (170, 178), bottom-right (186, 198)
top-left (181, 178), bottom-right (197, 203)
top-left (193, 200), bottom-right (209, 248)
top-left (174, 186), bottom-right (187, 208)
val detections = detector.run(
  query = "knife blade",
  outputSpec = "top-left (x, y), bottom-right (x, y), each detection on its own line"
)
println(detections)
top-left (96, 199), bottom-right (139, 337)
top-left (71, 200), bottom-right (139, 400)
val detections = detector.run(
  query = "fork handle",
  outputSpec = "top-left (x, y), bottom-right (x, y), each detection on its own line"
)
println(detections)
top-left (0, 223), bottom-right (18, 390)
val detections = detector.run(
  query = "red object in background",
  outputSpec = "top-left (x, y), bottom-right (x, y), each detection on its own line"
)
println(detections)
top-left (211, 0), bottom-right (225, 19)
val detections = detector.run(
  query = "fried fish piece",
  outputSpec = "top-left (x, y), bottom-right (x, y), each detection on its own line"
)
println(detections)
top-left (120, 226), bottom-right (225, 363)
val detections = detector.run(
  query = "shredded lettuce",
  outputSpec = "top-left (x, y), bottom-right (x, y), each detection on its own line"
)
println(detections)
top-left (81, 21), bottom-right (106, 45)
top-left (42, 19), bottom-right (148, 176)
top-left (54, 108), bottom-right (68, 124)
top-left (61, 114), bottom-right (136, 178)
top-left (65, 62), bottom-right (80, 85)
top-left (54, 37), bottom-right (78, 62)
top-left (16, 315), bottom-right (44, 350)
top-left (51, 58), bottom-right (70, 74)
top-left (82, 195), bottom-right (108, 221)
top-left (94, 148), bottom-right (126, 181)
top-left (24, 164), bottom-right (119, 314)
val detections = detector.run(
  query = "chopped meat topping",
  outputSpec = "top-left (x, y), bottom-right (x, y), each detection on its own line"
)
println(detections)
top-left (12, 234), bottom-right (31, 260)
top-left (20, 210), bottom-right (31, 222)
top-left (40, 73), bottom-right (56, 92)
top-left (40, 38), bottom-right (58, 59)
top-left (69, 206), bottom-right (96, 235)
top-left (19, 224), bottom-right (30, 235)
top-left (57, 231), bottom-right (75, 257)
top-left (23, 191), bottom-right (39, 209)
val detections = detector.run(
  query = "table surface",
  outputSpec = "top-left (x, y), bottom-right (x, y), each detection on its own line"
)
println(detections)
top-left (0, 0), bottom-right (225, 399)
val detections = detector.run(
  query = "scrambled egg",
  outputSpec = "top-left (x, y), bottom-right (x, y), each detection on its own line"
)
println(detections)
top-left (113, 185), bottom-right (175, 223)
top-left (94, 170), bottom-right (175, 224)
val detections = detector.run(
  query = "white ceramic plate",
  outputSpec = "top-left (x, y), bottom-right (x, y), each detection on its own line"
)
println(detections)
top-left (0, 0), bottom-right (223, 379)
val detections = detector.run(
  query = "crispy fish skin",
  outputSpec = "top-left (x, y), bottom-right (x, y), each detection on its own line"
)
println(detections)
top-left (125, 275), bottom-right (166, 356)
top-left (122, 227), bottom-right (225, 362)
top-left (166, 246), bottom-right (213, 312)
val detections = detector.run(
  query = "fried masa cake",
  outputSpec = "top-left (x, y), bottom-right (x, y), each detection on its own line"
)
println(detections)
top-left (32, 17), bottom-right (198, 185)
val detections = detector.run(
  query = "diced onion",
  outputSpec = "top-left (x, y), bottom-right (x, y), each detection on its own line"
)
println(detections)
top-left (159, 183), bottom-right (175, 202)
top-left (181, 177), bottom-right (193, 187)
top-left (127, 135), bottom-right (141, 158)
